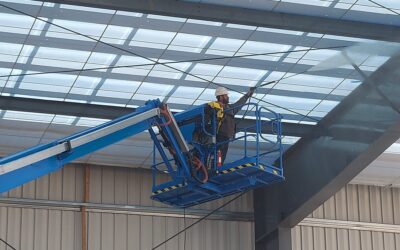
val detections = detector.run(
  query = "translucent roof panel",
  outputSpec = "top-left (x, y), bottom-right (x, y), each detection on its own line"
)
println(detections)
top-left (0, 0), bottom-right (397, 137)
top-left (0, 0), bottom-right (395, 124)
top-left (185, 0), bottom-right (400, 26)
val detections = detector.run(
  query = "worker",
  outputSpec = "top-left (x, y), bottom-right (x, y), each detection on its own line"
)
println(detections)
top-left (206, 86), bottom-right (256, 165)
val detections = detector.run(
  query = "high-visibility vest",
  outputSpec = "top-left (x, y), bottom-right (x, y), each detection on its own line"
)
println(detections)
top-left (207, 101), bottom-right (224, 132)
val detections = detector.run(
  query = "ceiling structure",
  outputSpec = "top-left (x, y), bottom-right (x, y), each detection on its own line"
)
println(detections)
top-left (0, 0), bottom-right (399, 186)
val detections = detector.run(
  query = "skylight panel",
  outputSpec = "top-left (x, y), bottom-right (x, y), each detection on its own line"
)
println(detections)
top-left (214, 77), bottom-right (257, 87)
top-left (136, 82), bottom-right (174, 96)
top-left (226, 24), bottom-right (257, 30)
top-left (187, 19), bottom-right (223, 26)
top-left (322, 34), bottom-right (373, 43)
top-left (280, 74), bottom-right (343, 89)
top-left (331, 89), bottom-right (351, 96)
top-left (103, 25), bottom-right (133, 40)
top-left (260, 71), bottom-right (287, 82)
top-left (207, 38), bottom-right (245, 52)
top-left (156, 61), bottom-right (192, 72)
top-left (6, 70), bottom-right (22, 83)
top-left (0, 26), bottom-right (29, 35)
top-left (0, 0), bottom-right (42, 5)
top-left (60, 4), bottom-right (115, 14)
top-left (116, 55), bottom-right (154, 70)
top-left (76, 117), bottom-right (110, 127)
top-left (0, 13), bottom-right (34, 29)
top-left (337, 79), bottom-right (362, 90)
top-left (132, 93), bottom-right (164, 101)
top-left (19, 45), bottom-right (34, 57)
top-left (260, 105), bottom-right (309, 116)
top-left (73, 76), bottom-right (101, 88)
top-left (170, 33), bottom-right (212, 49)
top-left (100, 79), bottom-right (141, 92)
top-left (50, 19), bottom-right (106, 37)
top-left (116, 11), bottom-right (143, 17)
top-left (87, 53), bottom-right (117, 66)
top-left (36, 47), bottom-right (91, 62)
top-left (99, 38), bottom-right (126, 45)
top-left (295, 58), bottom-right (321, 66)
top-left (257, 27), bottom-right (304, 35)
top-left (19, 82), bottom-right (71, 93)
top-left (148, 70), bottom-right (182, 79)
top-left (22, 72), bottom-right (76, 86)
top-left (313, 100), bottom-right (340, 112)
top-left (277, 0), bottom-right (331, 7)
top-left (171, 86), bottom-right (204, 98)
top-left (218, 66), bottom-right (267, 80)
top-left (0, 42), bottom-right (23, 55)
top-left (273, 83), bottom-right (332, 94)
top-left (0, 68), bottom-right (11, 76)
top-left (32, 58), bottom-right (85, 69)
top-left (45, 31), bottom-right (92, 42)
top-left (302, 49), bottom-right (339, 61)
top-left (132, 29), bottom-right (176, 45)
top-left (361, 55), bottom-right (390, 67)
top-left (184, 74), bottom-right (214, 82)
top-left (30, 17), bottom-right (48, 36)
top-left (239, 41), bottom-right (291, 54)
top-left (3, 111), bottom-right (54, 123)
top-left (286, 46), bottom-right (309, 59)
top-left (130, 41), bottom-right (168, 49)
top-left (52, 115), bottom-right (76, 125)
top-left (190, 63), bottom-right (223, 76)
top-left (307, 111), bottom-right (328, 118)
top-left (205, 50), bottom-right (235, 56)
top-left (96, 90), bottom-right (132, 99)
top-left (235, 52), bottom-right (281, 61)
top-left (147, 14), bottom-right (186, 22)
top-left (264, 95), bottom-right (321, 111)
top-left (167, 97), bottom-right (195, 105)
top-left (0, 55), bottom-right (18, 63)
top-left (69, 87), bottom-right (94, 96)
top-left (282, 57), bottom-right (300, 64)
top-left (111, 67), bottom-right (150, 76)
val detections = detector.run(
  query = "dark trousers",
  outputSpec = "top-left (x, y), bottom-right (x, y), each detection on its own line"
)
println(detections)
top-left (217, 134), bottom-right (230, 165)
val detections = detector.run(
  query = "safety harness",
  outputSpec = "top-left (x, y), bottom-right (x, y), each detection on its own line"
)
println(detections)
top-left (207, 101), bottom-right (224, 132)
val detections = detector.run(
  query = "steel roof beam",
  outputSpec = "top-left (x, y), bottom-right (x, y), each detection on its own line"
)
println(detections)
top-left (41, 0), bottom-right (400, 42)
top-left (254, 53), bottom-right (400, 249)
top-left (0, 96), bottom-right (313, 137)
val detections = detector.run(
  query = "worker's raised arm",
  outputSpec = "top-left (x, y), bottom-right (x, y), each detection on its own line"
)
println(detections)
top-left (232, 86), bottom-right (256, 114)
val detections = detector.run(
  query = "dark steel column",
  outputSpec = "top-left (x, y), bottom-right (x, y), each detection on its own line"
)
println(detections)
top-left (254, 54), bottom-right (400, 249)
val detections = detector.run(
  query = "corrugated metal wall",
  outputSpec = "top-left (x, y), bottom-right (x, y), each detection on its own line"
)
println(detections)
top-left (293, 185), bottom-right (400, 250)
top-left (0, 164), bottom-right (254, 250)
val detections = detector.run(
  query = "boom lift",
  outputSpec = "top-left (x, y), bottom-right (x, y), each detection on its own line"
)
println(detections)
top-left (0, 99), bottom-right (284, 207)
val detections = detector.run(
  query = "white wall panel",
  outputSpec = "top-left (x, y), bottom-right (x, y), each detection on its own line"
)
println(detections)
top-left (0, 163), bottom-right (254, 250)
top-left (34, 209), bottom-right (48, 250)
top-left (21, 208), bottom-right (34, 250)
top-left (4, 164), bottom-right (253, 212)
top-left (294, 184), bottom-right (400, 250)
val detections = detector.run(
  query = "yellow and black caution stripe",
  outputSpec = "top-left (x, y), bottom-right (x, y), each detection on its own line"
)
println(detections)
top-left (220, 162), bottom-right (265, 174)
top-left (220, 162), bottom-right (280, 176)
top-left (152, 183), bottom-right (185, 195)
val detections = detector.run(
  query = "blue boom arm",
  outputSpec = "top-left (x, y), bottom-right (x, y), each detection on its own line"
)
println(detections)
top-left (0, 99), bottom-right (163, 193)
top-left (0, 99), bottom-right (284, 208)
